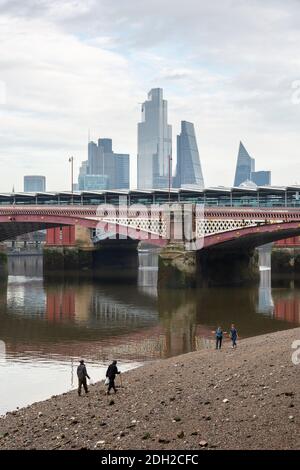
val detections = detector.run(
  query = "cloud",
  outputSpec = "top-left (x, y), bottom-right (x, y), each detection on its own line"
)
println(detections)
top-left (0, 0), bottom-right (300, 190)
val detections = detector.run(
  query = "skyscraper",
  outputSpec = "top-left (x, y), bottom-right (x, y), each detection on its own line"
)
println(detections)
top-left (24, 175), bottom-right (46, 192)
top-left (137, 88), bottom-right (172, 189)
top-left (251, 171), bottom-right (271, 186)
top-left (78, 138), bottom-right (129, 191)
top-left (173, 121), bottom-right (204, 189)
top-left (233, 141), bottom-right (271, 187)
top-left (233, 141), bottom-right (255, 187)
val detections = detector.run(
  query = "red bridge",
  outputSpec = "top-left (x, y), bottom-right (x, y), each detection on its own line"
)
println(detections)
top-left (0, 205), bottom-right (300, 250)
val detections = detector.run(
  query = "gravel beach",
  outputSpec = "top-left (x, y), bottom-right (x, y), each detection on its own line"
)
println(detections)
top-left (0, 327), bottom-right (299, 450)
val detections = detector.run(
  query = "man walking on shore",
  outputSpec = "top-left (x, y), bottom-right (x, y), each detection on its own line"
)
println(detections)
top-left (215, 326), bottom-right (223, 350)
top-left (77, 359), bottom-right (90, 396)
top-left (106, 360), bottom-right (120, 395)
top-left (230, 324), bottom-right (238, 349)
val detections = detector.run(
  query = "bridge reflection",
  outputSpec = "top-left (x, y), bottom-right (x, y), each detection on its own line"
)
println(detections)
top-left (0, 255), bottom-right (299, 364)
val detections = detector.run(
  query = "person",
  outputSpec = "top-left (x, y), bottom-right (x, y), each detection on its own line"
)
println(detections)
top-left (106, 360), bottom-right (120, 394)
top-left (215, 326), bottom-right (223, 350)
top-left (77, 359), bottom-right (90, 396)
top-left (229, 324), bottom-right (238, 349)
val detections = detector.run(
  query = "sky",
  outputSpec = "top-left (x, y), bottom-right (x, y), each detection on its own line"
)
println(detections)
top-left (0, 0), bottom-right (300, 192)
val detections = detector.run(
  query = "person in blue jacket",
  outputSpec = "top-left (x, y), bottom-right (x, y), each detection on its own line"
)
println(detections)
top-left (230, 324), bottom-right (238, 349)
top-left (215, 326), bottom-right (223, 350)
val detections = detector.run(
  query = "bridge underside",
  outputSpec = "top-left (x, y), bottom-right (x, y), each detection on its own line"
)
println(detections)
top-left (0, 222), bottom-right (61, 243)
top-left (204, 224), bottom-right (300, 251)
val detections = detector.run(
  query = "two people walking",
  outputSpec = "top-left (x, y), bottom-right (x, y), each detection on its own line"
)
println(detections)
top-left (215, 324), bottom-right (238, 350)
top-left (76, 359), bottom-right (121, 396)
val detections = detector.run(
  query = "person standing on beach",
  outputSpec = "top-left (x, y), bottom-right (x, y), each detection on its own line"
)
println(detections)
top-left (230, 324), bottom-right (238, 349)
top-left (106, 360), bottom-right (120, 395)
top-left (77, 360), bottom-right (90, 396)
top-left (215, 326), bottom-right (223, 350)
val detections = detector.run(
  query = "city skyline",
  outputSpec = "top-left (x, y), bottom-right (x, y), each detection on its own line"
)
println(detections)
top-left (1, 1), bottom-right (300, 191)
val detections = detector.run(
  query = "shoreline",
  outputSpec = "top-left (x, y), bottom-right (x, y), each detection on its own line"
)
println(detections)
top-left (0, 327), bottom-right (299, 450)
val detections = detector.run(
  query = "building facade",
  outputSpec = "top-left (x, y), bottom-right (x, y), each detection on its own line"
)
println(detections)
top-left (233, 141), bottom-right (255, 187)
top-left (24, 175), bottom-right (46, 192)
top-left (251, 171), bottom-right (271, 186)
top-left (173, 121), bottom-right (204, 189)
top-left (234, 141), bottom-right (271, 187)
top-left (137, 88), bottom-right (172, 189)
top-left (78, 138), bottom-right (129, 191)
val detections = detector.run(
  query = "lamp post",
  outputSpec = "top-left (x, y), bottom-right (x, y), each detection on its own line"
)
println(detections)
top-left (69, 156), bottom-right (74, 204)
top-left (168, 153), bottom-right (172, 204)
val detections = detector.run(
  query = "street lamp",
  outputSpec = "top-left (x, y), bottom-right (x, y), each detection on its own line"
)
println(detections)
top-left (69, 156), bottom-right (74, 203)
top-left (168, 153), bottom-right (172, 204)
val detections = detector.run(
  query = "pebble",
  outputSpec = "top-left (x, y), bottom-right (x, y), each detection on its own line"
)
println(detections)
top-left (199, 440), bottom-right (208, 447)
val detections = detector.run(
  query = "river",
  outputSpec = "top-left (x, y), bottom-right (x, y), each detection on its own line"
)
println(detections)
top-left (0, 249), bottom-right (299, 415)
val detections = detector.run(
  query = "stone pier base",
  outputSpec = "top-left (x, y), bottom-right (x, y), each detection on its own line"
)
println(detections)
top-left (0, 251), bottom-right (8, 281)
top-left (271, 247), bottom-right (300, 274)
top-left (158, 243), bottom-right (197, 289)
top-left (43, 247), bottom-right (93, 272)
top-left (158, 244), bottom-right (260, 288)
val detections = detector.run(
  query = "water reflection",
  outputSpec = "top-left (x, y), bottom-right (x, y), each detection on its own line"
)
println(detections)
top-left (0, 252), bottom-right (300, 414)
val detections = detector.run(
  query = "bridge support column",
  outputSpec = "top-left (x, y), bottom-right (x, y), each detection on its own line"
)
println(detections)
top-left (0, 250), bottom-right (8, 281)
top-left (198, 248), bottom-right (260, 286)
top-left (158, 245), bottom-right (260, 288)
top-left (158, 243), bottom-right (197, 289)
top-left (43, 226), bottom-right (94, 272)
top-left (271, 246), bottom-right (300, 274)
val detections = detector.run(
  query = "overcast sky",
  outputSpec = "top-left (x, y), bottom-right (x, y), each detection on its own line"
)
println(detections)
top-left (0, 0), bottom-right (299, 191)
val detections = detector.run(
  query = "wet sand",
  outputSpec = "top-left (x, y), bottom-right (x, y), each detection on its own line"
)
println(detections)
top-left (0, 327), bottom-right (299, 450)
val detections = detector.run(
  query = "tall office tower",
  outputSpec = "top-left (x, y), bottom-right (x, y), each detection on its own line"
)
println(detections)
top-left (88, 141), bottom-right (101, 175)
top-left (24, 175), bottom-right (46, 192)
top-left (78, 160), bottom-right (89, 190)
top-left (137, 88), bottom-right (172, 189)
top-left (251, 171), bottom-right (271, 186)
top-left (233, 141), bottom-right (255, 187)
top-left (78, 139), bottom-right (129, 190)
top-left (173, 121), bottom-right (204, 189)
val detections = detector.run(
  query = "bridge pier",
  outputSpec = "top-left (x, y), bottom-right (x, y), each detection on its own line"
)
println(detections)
top-left (0, 249), bottom-right (8, 281)
top-left (158, 244), bottom-right (260, 288)
top-left (158, 243), bottom-right (197, 288)
top-left (271, 246), bottom-right (300, 274)
top-left (43, 226), bottom-right (94, 273)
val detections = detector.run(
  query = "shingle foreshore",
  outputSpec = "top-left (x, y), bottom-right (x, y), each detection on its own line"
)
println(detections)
top-left (0, 327), bottom-right (299, 450)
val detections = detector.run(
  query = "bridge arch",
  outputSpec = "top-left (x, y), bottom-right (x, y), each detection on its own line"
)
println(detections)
top-left (204, 221), bottom-right (300, 250)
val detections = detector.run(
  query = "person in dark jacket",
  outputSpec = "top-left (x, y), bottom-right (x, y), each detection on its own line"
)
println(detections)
top-left (77, 359), bottom-right (90, 396)
top-left (106, 360), bottom-right (120, 394)
top-left (215, 326), bottom-right (223, 350)
top-left (230, 324), bottom-right (238, 349)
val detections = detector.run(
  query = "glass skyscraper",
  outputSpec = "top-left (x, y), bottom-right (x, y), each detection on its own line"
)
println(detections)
top-left (234, 141), bottom-right (255, 187)
top-left (78, 138), bottom-right (129, 191)
top-left (234, 141), bottom-right (271, 187)
top-left (137, 88), bottom-right (172, 189)
top-left (24, 175), bottom-right (46, 192)
top-left (251, 171), bottom-right (271, 186)
top-left (173, 121), bottom-right (204, 189)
